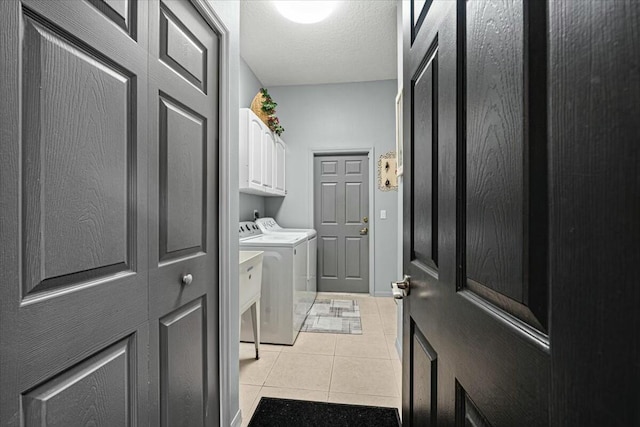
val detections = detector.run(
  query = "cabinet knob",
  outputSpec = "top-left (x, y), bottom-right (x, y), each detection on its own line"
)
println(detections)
top-left (182, 274), bottom-right (193, 286)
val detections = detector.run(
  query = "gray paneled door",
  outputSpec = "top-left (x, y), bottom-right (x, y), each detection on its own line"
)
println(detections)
top-left (314, 154), bottom-right (369, 293)
top-left (148, 1), bottom-right (219, 425)
top-left (0, 0), bottom-right (219, 425)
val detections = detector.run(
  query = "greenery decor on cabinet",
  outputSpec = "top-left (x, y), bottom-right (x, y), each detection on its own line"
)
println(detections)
top-left (250, 88), bottom-right (285, 136)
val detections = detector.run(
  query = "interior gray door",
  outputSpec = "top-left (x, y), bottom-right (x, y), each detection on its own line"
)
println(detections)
top-left (0, 0), bottom-right (220, 425)
top-left (0, 0), bottom-right (150, 425)
top-left (147, 1), bottom-right (219, 426)
top-left (401, 1), bottom-right (548, 425)
top-left (314, 154), bottom-right (369, 293)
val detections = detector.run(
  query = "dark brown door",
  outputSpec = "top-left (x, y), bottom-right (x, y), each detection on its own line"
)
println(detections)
top-left (0, 0), bottom-right (219, 425)
top-left (147, 0), bottom-right (219, 425)
top-left (401, 1), bottom-right (549, 425)
top-left (314, 154), bottom-right (369, 293)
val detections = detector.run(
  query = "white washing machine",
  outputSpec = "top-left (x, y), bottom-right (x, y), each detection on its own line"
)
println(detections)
top-left (239, 221), bottom-right (308, 345)
top-left (255, 218), bottom-right (317, 302)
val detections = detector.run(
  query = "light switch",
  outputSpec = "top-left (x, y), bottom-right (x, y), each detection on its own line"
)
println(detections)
top-left (380, 210), bottom-right (387, 219)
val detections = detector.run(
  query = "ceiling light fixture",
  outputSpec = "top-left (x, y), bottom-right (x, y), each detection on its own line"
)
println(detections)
top-left (273, 1), bottom-right (340, 24)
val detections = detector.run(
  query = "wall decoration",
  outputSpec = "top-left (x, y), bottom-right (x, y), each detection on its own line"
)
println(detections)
top-left (378, 151), bottom-right (398, 191)
top-left (251, 87), bottom-right (285, 136)
top-left (395, 88), bottom-right (403, 176)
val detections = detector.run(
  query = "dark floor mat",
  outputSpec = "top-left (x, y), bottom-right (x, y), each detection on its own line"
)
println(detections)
top-left (248, 397), bottom-right (401, 427)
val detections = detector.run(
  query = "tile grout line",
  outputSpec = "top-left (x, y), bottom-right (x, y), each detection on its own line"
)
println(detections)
top-left (327, 342), bottom-right (336, 401)
top-left (254, 349), bottom-right (282, 390)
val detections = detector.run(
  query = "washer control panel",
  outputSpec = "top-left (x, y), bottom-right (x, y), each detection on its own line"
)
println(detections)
top-left (255, 217), bottom-right (280, 231)
top-left (239, 221), bottom-right (262, 239)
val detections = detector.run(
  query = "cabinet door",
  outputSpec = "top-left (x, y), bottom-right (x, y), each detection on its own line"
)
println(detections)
top-left (275, 137), bottom-right (286, 194)
top-left (263, 129), bottom-right (275, 191)
top-left (248, 116), bottom-right (263, 188)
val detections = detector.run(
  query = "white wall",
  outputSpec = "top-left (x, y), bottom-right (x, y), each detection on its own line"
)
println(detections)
top-left (239, 194), bottom-right (265, 221)
top-left (205, 1), bottom-right (240, 426)
top-left (240, 56), bottom-right (263, 108)
top-left (239, 57), bottom-right (267, 221)
top-left (264, 80), bottom-right (399, 296)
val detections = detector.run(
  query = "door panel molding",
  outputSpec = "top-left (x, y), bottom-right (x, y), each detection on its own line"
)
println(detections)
top-left (456, 0), bottom-right (548, 334)
top-left (158, 93), bottom-right (208, 262)
top-left (21, 9), bottom-right (137, 298)
top-left (86, 0), bottom-right (137, 37)
top-left (344, 182), bottom-right (363, 224)
top-left (410, 41), bottom-right (439, 270)
top-left (159, 2), bottom-right (207, 92)
top-left (22, 335), bottom-right (138, 426)
top-left (320, 183), bottom-right (338, 224)
top-left (321, 160), bottom-right (338, 175)
top-left (159, 297), bottom-right (207, 427)
top-left (345, 237), bottom-right (363, 279)
top-left (409, 319), bottom-right (437, 427)
top-left (455, 380), bottom-right (491, 427)
top-left (411, 0), bottom-right (434, 44)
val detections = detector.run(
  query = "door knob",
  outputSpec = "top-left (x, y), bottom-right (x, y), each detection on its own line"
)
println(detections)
top-left (391, 275), bottom-right (410, 299)
top-left (363, 216), bottom-right (368, 223)
top-left (182, 274), bottom-right (193, 286)
top-left (359, 227), bottom-right (368, 235)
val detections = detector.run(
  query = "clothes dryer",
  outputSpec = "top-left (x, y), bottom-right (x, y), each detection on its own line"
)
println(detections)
top-left (239, 222), bottom-right (308, 345)
top-left (255, 218), bottom-right (317, 299)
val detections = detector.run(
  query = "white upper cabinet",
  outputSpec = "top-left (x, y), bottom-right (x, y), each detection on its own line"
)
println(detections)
top-left (248, 115), bottom-right (263, 188)
top-left (274, 136), bottom-right (286, 194)
top-left (239, 108), bottom-right (286, 196)
top-left (262, 129), bottom-right (275, 193)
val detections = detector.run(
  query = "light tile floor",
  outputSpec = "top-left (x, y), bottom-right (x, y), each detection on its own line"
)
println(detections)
top-left (239, 292), bottom-right (402, 426)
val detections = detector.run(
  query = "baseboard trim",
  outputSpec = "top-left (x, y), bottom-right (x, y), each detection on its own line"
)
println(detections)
top-left (372, 290), bottom-right (393, 298)
top-left (230, 409), bottom-right (242, 427)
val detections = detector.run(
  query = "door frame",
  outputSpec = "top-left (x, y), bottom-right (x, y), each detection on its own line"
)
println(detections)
top-left (307, 148), bottom-right (375, 296)
top-left (188, 1), bottom-right (235, 426)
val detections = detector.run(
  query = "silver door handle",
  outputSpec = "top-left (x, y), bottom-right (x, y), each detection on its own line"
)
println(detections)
top-left (391, 275), bottom-right (410, 299)
top-left (182, 274), bottom-right (193, 286)
top-left (360, 227), bottom-right (368, 235)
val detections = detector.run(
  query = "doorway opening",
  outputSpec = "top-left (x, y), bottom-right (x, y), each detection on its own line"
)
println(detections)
top-left (237, 148), bottom-right (401, 425)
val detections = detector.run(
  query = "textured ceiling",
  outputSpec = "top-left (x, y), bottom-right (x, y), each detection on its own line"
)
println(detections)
top-left (241, 0), bottom-right (398, 86)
